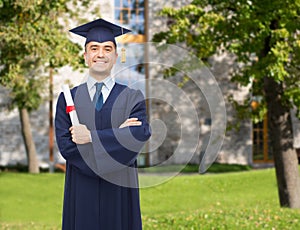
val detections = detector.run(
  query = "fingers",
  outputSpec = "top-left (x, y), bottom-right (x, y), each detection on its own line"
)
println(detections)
top-left (125, 118), bottom-right (140, 124)
top-left (69, 125), bottom-right (91, 144)
top-left (69, 126), bottom-right (76, 142)
top-left (119, 118), bottom-right (142, 128)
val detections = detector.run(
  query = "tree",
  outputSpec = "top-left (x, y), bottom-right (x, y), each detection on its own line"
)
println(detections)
top-left (153, 0), bottom-right (300, 208)
top-left (0, 0), bottom-right (95, 173)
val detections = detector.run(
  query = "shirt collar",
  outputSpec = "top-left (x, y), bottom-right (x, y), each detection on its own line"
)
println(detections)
top-left (87, 75), bottom-right (115, 91)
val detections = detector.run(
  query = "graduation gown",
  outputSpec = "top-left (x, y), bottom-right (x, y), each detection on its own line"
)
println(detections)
top-left (55, 82), bottom-right (151, 230)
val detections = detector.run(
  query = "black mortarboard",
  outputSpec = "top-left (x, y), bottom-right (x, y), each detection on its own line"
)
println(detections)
top-left (69, 18), bottom-right (131, 47)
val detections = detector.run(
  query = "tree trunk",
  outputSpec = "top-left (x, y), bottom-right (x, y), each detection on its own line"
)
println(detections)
top-left (19, 107), bottom-right (40, 173)
top-left (264, 76), bottom-right (300, 208)
top-left (49, 67), bottom-right (54, 173)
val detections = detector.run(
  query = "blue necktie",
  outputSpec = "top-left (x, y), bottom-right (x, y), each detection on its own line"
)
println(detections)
top-left (93, 82), bottom-right (104, 111)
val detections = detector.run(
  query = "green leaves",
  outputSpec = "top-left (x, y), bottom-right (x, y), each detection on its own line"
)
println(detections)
top-left (153, 0), bottom-right (300, 121)
top-left (0, 0), bottom-right (91, 111)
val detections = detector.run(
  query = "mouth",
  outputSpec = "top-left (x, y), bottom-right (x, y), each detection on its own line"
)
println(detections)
top-left (93, 59), bottom-right (107, 64)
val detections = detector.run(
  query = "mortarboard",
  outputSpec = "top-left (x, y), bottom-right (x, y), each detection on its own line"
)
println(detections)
top-left (69, 18), bottom-right (131, 48)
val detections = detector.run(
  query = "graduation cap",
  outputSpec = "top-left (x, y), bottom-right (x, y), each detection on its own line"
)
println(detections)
top-left (69, 18), bottom-right (131, 48)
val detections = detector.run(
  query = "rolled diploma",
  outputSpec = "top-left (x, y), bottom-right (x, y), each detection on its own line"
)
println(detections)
top-left (62, 84), bottom-right (79, 125)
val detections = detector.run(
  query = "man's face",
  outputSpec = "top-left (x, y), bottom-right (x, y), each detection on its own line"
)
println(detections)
top-left (84, 41), bottom-right (118, 79)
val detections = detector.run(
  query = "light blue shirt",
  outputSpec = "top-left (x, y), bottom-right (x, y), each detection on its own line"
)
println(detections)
top-left (86, 76), bottom-right (115, 104)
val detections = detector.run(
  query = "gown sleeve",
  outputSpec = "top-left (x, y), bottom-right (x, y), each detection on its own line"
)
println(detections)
top-left (90, 89), bottom-right (151, 174)
top-left (55, 92), bottom-right (98, 177)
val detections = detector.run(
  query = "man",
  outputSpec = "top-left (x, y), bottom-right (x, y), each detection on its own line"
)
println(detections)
top-left (55, 18), bottom-right (151, 230)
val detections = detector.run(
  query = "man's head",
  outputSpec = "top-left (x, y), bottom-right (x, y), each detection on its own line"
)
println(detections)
top-left (70, 18), bottom-right (131, 80)
top-left (84, 40), bottom-right (118, 79)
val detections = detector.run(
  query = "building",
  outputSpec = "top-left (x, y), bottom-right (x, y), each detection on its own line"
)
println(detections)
top-left (0, 0), bottom-right (299, 170)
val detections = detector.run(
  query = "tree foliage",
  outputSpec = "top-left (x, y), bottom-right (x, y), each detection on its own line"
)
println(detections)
top-left (153, 0), bottom-right (300, 120)
top-left (0, 0), bottom-right (94, 110)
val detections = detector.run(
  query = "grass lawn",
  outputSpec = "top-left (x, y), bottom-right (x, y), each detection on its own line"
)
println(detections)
top-left (1, 168), bottom-right (300, 229)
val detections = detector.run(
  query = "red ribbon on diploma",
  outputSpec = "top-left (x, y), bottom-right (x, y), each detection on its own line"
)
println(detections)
top-left (66, 105), bottom-right (75, 114)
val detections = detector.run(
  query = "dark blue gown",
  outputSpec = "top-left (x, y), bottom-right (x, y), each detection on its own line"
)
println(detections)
top-left (55, 82), bottom-right (151, 230)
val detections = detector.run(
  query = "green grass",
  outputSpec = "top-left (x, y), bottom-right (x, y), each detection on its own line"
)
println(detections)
top-left (139, 163), bottom-right (251, 174)
top-left (1, 168), bottom-right (300, 229)
top-left (0, 173), bottom-right (64, 229)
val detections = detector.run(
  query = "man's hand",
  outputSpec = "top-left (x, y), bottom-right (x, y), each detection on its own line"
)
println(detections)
top-left (69, 124), bottom-right (91, 144)
top-left (119, 118), bottom-right (142, 129)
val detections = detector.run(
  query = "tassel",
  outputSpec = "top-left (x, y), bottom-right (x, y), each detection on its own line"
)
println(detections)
top-left (121, 47), bottom-right (126, 63)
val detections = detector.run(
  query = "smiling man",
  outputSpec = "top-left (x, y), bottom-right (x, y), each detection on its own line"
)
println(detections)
top-left (85, 41), bottom-right (117, 81)
top-left (55, 19), bottom-right (151, 230)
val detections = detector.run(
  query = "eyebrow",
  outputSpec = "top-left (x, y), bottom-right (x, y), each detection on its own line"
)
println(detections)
top-left (89, 44), bottom-right (113, 49)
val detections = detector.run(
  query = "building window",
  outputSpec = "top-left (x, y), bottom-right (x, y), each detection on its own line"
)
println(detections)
top-left (113, 0), bottom-right (146, 92)
top-left (115, 0), bottom-right (145, 35)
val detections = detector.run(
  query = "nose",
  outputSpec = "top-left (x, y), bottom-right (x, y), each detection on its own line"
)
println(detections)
top-left (98, 48), bottom-right (105, 57)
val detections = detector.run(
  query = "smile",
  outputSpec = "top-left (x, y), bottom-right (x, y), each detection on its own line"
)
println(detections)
top-left (94, 60), bottom-right (107, 64)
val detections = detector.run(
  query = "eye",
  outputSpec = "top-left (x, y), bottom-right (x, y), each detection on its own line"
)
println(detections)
top-left (105, 46), bottom-right (113, 52)
top-left (89, 45), bottom-right (99, 52)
